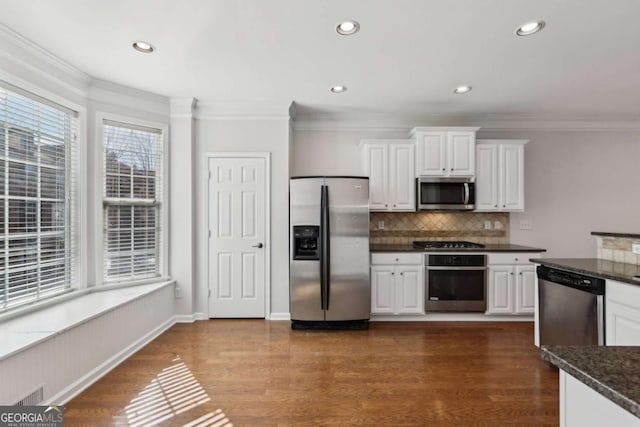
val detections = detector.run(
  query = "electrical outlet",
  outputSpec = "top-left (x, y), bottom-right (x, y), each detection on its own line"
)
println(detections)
top-left (519, 220), bottom-right (533, 230)
top-left (378, 220), bottom-right (384, 230)
top-left (494, 221), bottom-right (503, 230)
top-left (484, 220), bottom-right (492, 230)
top-left (174, 285), bottom-right (182, 299)
top-left (633, 243), bottom-right (640, 255)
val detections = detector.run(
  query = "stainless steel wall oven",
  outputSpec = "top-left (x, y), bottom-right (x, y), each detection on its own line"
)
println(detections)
top-left (425, 254), bottom-right (487, 312)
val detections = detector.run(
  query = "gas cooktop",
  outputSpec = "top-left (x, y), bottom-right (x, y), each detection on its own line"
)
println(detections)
top-left (412, 241), bottom-right (485, 249)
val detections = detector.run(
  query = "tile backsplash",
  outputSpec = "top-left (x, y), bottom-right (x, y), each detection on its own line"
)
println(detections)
top-left (596, 237), bottom-right (640, 265)
top-left (370, 212), bottom-right (510, 245)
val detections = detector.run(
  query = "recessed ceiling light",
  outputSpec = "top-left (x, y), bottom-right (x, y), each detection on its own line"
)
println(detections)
top-left (132, 41), bottom-right (155, 53)
top-left (516, 21), bottom-right (545, 36)
top-left (453, 86), bottom-right (472, 94)
top-left (330, 85), bottom-right (347, 93)
top-left (336, 20), bottom-right (360, 36)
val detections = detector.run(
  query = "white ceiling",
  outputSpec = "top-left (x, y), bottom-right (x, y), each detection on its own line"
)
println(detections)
top-left (1, 0), bottom-right (639, 119)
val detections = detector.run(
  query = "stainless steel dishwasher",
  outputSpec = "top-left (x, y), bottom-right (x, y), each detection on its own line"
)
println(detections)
top-left (538, 265), bottom-right (605, 346)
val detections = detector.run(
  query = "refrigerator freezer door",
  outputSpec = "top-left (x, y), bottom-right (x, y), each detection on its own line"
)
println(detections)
top-left (324, 178), bottom-right (371, 321)
top-left (290, 178), bottom-right (324, 321)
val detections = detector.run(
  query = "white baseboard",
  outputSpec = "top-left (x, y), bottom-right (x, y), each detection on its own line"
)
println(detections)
top-left (193, 312), bottom-right (207, 321)
top-left (47, 316), bottom-right (176, 405)
top-left (175, 314), bottom-right (196, 323)
top-left (268, 312), bottom-right (291, 321)
top-left (370, 314), bottom-right (534, 322)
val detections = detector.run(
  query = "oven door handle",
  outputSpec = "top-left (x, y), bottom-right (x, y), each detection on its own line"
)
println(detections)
top-left (426, 266), bottom-right (488, 271)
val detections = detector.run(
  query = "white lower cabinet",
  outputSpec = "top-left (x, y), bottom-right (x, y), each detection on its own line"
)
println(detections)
top-left (560, 371), bottom-right (640, 427)
top-left (486, 253), bottom-right (537, 315)
top-left (371, 253), bottom-right (423, 315)
top-left (606, 279), bottom-right (640, 345)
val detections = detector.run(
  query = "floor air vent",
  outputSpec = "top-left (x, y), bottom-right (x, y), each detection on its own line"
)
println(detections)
top-left (15, 386), bottom-right (44, 406)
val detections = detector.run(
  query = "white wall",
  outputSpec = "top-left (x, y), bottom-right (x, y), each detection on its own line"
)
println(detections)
top-left (478, 130), bottom-right (640, 257)
top-left (292, 128), bottom-right (408, 176)
top-left (195, 118), bottom-right (291, 316)
top-left (293, 126), bottom-right (640, 258)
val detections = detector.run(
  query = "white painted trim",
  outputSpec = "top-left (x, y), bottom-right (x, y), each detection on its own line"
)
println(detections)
top-left (170, 97), bottom-right (198, 118)
top-left (193, 312), bottom-right (207, 321)
top-left (88, 80), bottom-right (169, 117)
top-left (203, 152), bottom-right (271, 319)
top-left (0, 23), bottom-right (91, 97)
top-left (93, 112), bottom-right (171, 286)
top-left (195, 100), bottom-right (291, 120)
top-left (175, 314), bottom-right (197, 323)
top-left (292, 116), bottom-right (640, 132)
top-left (46, 316), bottom-right (175, 405)
top-left (268, 312), bottom-right (291, 321)
top-left (370, 314), bottom-right (534, 322)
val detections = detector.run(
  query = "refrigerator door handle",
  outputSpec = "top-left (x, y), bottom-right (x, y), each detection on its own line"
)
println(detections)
top-left (323, 185), bottom-right (331, 310)
top-left (320, 185), bottom-right (327, 310)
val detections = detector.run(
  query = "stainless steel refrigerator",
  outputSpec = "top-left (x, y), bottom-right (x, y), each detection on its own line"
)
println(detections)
top-left (289, 176), bottom-right (370, 329)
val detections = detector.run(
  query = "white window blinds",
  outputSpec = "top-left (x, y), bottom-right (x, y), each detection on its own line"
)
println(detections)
top-left (103, 120), bottom-right (163, 282)
top-left (0, 82), bottom-right (78, 311)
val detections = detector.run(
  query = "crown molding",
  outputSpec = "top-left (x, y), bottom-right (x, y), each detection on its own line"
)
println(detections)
top-left (195, 100), bottom-right (292, 120)
top-left (88, 79), bottom-right (170, 117)
top-left (292, 112), bottom-right (640, 132)
top-left (0, 23), bottom-right (91, 96)
top-left (170, 97), bottom-right (198, 118)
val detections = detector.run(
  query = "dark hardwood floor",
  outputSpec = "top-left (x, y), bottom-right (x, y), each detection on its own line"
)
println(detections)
top-left (65, 321), bottom-right (559, 427)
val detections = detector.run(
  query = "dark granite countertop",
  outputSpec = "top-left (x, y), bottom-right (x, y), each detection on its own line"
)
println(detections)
top-left (370, 244), bottom-right (546, 253)
top-left (592, 231), bottom-right (640, 239)
top-left (541, 346), bottom-right (640, 419)
top-left (530, 258), bottom-right (640, 287)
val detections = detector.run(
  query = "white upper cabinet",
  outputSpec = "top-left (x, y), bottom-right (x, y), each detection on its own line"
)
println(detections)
top-left (475, 139), bottom-right (527, 212)
top-left (362, 140), bottom-right (415, 211)
top-left (411, 127), bottom-right (478, 177)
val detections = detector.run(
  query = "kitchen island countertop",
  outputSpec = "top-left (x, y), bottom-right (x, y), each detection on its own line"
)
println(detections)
top-left (541, 345), bottom-right (640, 419)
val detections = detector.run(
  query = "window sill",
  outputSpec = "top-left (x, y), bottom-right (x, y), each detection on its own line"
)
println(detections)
top-left (0, 279), bottom-right (175, 361)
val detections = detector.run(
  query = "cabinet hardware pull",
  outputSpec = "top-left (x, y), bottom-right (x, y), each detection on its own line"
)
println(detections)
top-left (391, 272), bottom-right (395, 275)
top-left (442, 168), bottom-right (445, 171)
top-left (400, 272), bottom-right (404, 275)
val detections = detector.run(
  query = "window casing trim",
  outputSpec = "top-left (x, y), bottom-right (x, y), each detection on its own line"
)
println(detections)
top-left (94, 112), bottom-right (169, 286)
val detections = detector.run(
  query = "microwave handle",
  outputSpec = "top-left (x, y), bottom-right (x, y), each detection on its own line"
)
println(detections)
top-left (463, 182), bottom-right (470, 205)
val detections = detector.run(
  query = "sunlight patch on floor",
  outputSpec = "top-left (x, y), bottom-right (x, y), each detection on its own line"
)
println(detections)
top-left (115, 355), bottom-right (232, 427)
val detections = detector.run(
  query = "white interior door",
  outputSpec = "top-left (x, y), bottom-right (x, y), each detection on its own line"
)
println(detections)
top-left (208, 156), bottom-right (266, 318)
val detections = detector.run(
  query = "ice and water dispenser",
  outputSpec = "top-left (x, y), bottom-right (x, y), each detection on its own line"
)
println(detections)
top-left (292, 226), bottom-right (319, 260)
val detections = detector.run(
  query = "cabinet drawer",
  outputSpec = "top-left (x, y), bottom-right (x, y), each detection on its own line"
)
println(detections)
top-left (371, 253), bottom-right (423, 265)
top-left (488, 253), bottom-right (537, 265)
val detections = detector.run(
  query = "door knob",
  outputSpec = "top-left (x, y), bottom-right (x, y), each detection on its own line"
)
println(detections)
top-left (252, 243), bottom-right (264, 248)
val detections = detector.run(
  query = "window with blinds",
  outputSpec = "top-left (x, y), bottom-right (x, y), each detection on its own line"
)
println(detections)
top-left (0, 82), bottom-right (78, 311)
top-left (103, 120), bottom-right (163, 282)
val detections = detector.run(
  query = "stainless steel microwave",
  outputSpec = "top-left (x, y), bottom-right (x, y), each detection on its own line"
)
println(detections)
top-left (416, 176), bottom-right (475, 211)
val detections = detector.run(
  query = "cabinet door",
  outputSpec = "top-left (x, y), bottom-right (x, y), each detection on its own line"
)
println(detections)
top-left (500, 143), bottom-right (524, 211)
top-left (395, 266), bottom-right (424, 314)
top-left (416, 132), bottom-right (447, 176)
top-left (389, 143), bottom-right (416, 211)
top-left (364, 144), bottom-right (389, 210)
top-left (606, 280), bottom-right (640, 345)
top-left (487, 266), bottom-right (514, 314)
top-left (515, 265), bottom-right (536, 314)
top-left (448, 132), bottom-right (475, 176)
top-left (371, 265), bottom-right (395, 314)
top-left (475, 143), bottom-right (498, 211)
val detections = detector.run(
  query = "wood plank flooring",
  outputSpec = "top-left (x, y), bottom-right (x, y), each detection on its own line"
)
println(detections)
top-left (65, 321), bottom-right (559, 427)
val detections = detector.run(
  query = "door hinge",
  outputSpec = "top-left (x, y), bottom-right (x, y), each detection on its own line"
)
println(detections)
top-left (208, 230), bottom-right (211, 238)
top-left (208, 289), bottom-right (211, 297)
top-left (208, 171), bottom-right (211, 180)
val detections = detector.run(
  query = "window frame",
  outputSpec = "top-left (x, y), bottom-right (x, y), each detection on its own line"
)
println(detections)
top-left (94, 112), bottom-right (169, 286)
top-left (0, 78), bottom-right (87, 313)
